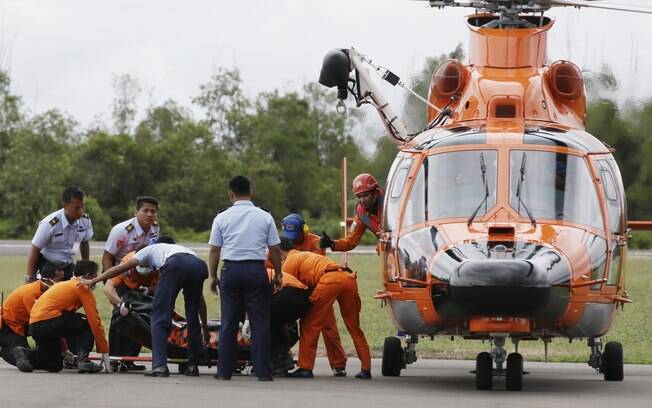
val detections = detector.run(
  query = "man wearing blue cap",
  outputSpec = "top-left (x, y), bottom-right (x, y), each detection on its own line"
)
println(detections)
top-left (280, 213), bottom-right (348, 377)
top-left (281, 214), bottom-right (323, 255)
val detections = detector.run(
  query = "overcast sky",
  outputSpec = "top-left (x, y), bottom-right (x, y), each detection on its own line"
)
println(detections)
top-left (1, 0), bottom-right (651, 129)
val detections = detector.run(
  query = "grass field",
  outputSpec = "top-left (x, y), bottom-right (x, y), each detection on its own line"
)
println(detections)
top-left (1, 254), bottom-right (650, 363)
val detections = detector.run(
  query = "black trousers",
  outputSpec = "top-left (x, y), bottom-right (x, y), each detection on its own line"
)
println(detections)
top-left (270, 287), bottom-right (311, 353)
top-left (35, 253), bottom-right (74, 280)
top-left (150, 254), bottom-right (207, 369)
top-left (108, 285), bottom-right (143, 358)
top-left (28, 312), bottom-right (94, 372)
top-left (0, 325), bottom-right (29, 366)
top-left (218, 260), bottom-right (272, 378)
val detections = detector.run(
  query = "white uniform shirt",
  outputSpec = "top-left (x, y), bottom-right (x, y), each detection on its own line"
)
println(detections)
top-left (208, 200), bottom-right (280, 261)
top-left (104, 217), bottom-right (160, 265)
top-left (134, 243), bottom-right (196, 270)
top-left (31, 209), bottom-right (94, 265)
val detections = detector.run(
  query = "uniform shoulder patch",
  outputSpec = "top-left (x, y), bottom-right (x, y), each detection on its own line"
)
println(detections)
top-left (217, 207), bottom-right (229, 214)
top-left (125, 223), bottom-right (135, 232)
top-left (258, 207), bottom-right (270, 213)
top-left (49, 217), bottom-right (60, 227)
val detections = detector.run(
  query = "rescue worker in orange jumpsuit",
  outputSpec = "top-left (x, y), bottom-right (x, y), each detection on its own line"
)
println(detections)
top-left (103, 251), bottom-right (159, 372)
top-left (320, 173), bottom-right (384, 252)
top-left (283, 246), bottom-right (372, 379)
top-left (281, 214), bottom-right (348, 377)
top-left (13, 261), bottom-right (110, 374)
top-left (0, 263), bottom-right (65, 366)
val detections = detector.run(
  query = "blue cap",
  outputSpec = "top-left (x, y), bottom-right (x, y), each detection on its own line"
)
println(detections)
top-left (282, 213), bottom-right (304, 241)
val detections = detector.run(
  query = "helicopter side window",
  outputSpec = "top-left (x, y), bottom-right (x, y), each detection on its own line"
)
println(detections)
top-left (509, 151), bottom-right (602, 229)
top-left (607, 242), bottom-right (622, 286)
top-left (385, 158), bottom-right (413, 232)
top-left (427, 150), bottom-right (498, 220)
top-left (597, 159), bottom-right (623, 235)
top-left (402, 164), bottom-right (426, 227)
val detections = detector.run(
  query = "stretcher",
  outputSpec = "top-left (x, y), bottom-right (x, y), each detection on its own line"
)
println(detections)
top-left (91, 291), bottom-right (252, 373)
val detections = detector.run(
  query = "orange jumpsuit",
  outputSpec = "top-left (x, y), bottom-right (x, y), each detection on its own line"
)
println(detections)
top-left (332, 211), bottom-right (382, 252)
top-left (30, 278), bottom-right (109, 353)
top-left (111, 266), bottom-right (159, 291)
top-left (1, 281), bottom-right (45, 336)
top-left (283, 250), bottom-right (370, 371)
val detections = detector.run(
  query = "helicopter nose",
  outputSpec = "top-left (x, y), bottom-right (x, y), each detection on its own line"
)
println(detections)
top-left (433, 244), bottom-right (570, 320)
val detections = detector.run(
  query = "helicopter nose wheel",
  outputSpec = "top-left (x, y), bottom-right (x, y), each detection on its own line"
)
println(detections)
top-left (475, 352), bottom-right (493, 390)
top-left (475, 337), bottom-right (525, 391)
top-left (505, 353), bottom-right (523, 391)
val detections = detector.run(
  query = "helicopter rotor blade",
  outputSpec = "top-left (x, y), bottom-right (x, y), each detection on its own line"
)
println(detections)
top-left (418, 1), bottom-right (652, 14)
top-left (544, 0), bottom-right (652, 14)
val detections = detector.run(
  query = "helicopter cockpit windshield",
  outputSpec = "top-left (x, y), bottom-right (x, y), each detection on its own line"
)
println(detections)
top-left (426, 150), bottom-right (498, 220)
top-left (508, 151), bottom-right (602, 229)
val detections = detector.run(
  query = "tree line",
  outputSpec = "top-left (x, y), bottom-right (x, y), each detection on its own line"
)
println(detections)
top-left (0, 47), bottom-right (650, 246)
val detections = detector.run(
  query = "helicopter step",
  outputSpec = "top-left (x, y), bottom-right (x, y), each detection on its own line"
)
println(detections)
top-left (381, 334), bottom-right (418, 377)
top-left (473, 336), bottom-right (527, 391)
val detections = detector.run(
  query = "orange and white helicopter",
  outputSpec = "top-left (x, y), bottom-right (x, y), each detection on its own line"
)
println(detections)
top-left (319, 0), bottom-right (652, 391)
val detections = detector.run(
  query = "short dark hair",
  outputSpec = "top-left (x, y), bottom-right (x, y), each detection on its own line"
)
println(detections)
top-left (157, 236), bottom-right (175, 244)
top-left (280, 237), bottom-right (294, 251)
top-left (40, 262), bottom-right (61, 279)
top-left (229, 175), bottom-right (251, 197)
top-left (73, 260), bottom-right (98, 277)
top-left (62, 186), bottom-right (85, 204)
top-left (136, 196), bottom-right (159, 210)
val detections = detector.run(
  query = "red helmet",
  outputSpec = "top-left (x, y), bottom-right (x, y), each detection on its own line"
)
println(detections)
top-left (352, 173), bottom-right (379, 195)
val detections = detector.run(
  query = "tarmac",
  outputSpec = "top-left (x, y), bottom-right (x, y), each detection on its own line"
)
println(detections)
top-left (1, 357), bottom-right (652, 408)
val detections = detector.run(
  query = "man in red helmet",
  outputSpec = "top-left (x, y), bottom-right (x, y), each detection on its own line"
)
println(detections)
top-left (320, 173), bottom-right (384, 252)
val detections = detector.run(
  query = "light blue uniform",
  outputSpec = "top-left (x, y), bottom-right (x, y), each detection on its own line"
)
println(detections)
top-left (208, 199), bottom-right (280, 379)
top-left (134, 243), bottom-right (196, 270)
top-left (104, 217), bottom-right (160, 264)
top-left (32, 209), bottom-right (93, 265)
top-left (208, 200), bottom-right (280, 260)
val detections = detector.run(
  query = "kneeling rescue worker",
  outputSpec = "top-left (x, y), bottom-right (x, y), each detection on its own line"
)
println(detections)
top-left (282, 243), bottom-right (372, 379)
top-left (14, 261), bottom-right (110, 374)
top-left (320, 173), bottom-right (384, 252)
top-left (0, 262), bottom-right (65, 366)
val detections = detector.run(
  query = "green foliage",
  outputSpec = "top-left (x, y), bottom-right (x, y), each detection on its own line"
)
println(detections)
top-left (84, 195), bottom-right (112, 240)
top-left (0, 129), bottom-right (71, 237)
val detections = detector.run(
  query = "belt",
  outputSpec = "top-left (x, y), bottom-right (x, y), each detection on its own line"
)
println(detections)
top-left (324, 266), bottom-right (353, 274)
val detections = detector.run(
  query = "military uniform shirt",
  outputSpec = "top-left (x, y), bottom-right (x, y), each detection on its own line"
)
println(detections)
top-left (104, 217), bottom-right (160, 264)
top-left (208, 200), bottom-right (280, 261)
top-left (31, 209), bottom-right (93, 265)
top-left (134, 243), bottom-right (196, 271)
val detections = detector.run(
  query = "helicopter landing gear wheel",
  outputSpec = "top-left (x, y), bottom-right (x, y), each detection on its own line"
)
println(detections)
top-left (382, 336), bottom-right (403, 376)
top-left (505, 353), bottom-right (523, 391)
top-left (475, 352), bottom-right (493, 390)
top-left (602, 341), bottom-right (624, 381)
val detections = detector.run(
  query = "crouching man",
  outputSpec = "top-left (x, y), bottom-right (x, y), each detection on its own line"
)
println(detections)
top-left (0, 263), bottom-right (65, 366)
top-left (13, 261), bottom-right (110, 373)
